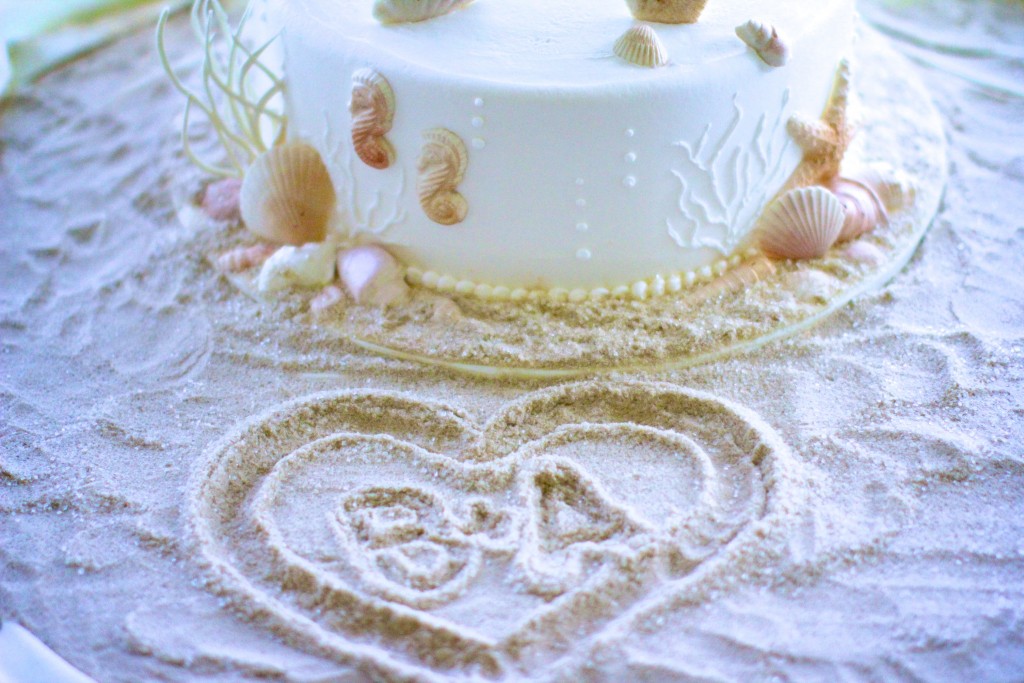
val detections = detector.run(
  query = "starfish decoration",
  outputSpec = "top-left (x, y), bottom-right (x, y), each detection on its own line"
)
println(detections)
top-left (787, 59), bottom-right (855, 186)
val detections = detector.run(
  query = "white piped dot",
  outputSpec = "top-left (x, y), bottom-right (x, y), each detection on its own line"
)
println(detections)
top-left (575, 178), bottom-right (585, 186)
top-left (576, 198), bottom-right (587, 208)
top-left (625, 128), bottom-right (635, 138)
top-left (568, 288), bottom-right (588, 303)
top-left (576, 248), bottom-right (592, 261)
top-left (623, 176), bottom-right (637, 188)
top-left (472, 138), bottom-right (486, 149)
top-left (473, 97), bottom-right (484, 107)
top-left (436, 275), bottom-right (457, 292)
top-left (625, 152), bottom-right (637, 163)
top-left (471, 116), bottom-right (484, 128)
top-left (576, 222), bottom-right (589, 232)
top-left (549, 288), bottom-right (569, 302)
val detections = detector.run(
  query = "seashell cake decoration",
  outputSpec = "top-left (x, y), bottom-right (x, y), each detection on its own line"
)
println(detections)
top-left (758, 186), bottom-right (846, 260)
top-left (614, 24), bottom-right (670, 68)
top-left (626, 0), bottom-right (709, 24)
top-left (829, 164), bottom-right (916, 242)
top-left (788, 59), bottom-right (854, 186)
top-left (373, 0), bottom-right (475, 25)
top-left (417, 128), bottom-right (469, 226)
top-left (240, 142), bottom-right (337, 246)
top-left (350, 69), bottom-right (397, 170)
top-left (735, 20), bottom-right (789, 68)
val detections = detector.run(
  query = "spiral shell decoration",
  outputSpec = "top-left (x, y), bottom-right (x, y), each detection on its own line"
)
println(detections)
top-left (735, 20), bottom-right (789, 68)
top-left (625, 0), bottom-right (708, 24)
top-left (373, 0), bottom-right (474, 25)
top-left (350, 69), bottom-right (396, 170)
top-left (240, 142), bottom-right (337, 246)
top-left (417, 128), bottom-right (469, 226)
top-left (758, 186), bottom-right (846, 260)
top-left (614, 24), bottom-right (669, 68)
top-left (829, 165), bottom-right (916, 242)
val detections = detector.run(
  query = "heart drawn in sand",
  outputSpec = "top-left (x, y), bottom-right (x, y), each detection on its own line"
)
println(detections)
top-left (189, 382), bottom-right (802, 680)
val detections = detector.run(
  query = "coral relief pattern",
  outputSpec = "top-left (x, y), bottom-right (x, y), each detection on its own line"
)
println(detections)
top-left (189, 382), bottom-right (804, 680)
top-left (667, 90), bottom-right (794, 256)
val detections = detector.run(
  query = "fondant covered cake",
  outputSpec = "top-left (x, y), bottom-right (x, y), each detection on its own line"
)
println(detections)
top-left (269, 0), bottom-right (855, 295)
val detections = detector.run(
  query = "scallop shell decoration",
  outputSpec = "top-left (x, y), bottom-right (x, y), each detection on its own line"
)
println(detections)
top-left (417, 128), bottom-right (469, 226)
top-left (350, 69), bottom-right (396, 170)
top-left (758, 186), bottom-right (846, 260)
top-left (240, 142), bottom-right (337, 246)
top-left (373, 0), bottom-right (474, 25)
top-left (614, 24), bottom-right (669, 68)
top-left (626, 0), bottom-right (708, 24)
top-left (735, 20), bottom-right (789, 68)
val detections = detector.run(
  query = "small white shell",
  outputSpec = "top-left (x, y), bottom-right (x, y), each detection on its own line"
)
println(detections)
top-left (373, 0), bottom-right (473, 24)
top-left (240, 142), bottom-right (336, 246)
top-left (758, 187), bottom-right (846, 260)
top-left (256, 242), bottom-right (338, 293)
top-left (614, 24), bottom-right (669, 68)
top-left (735, 20), bottom-right (789, 68)
top-left (625, 0), bottom-right (708, 24)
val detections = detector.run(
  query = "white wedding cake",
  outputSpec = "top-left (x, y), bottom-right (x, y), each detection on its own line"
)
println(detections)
top-left (255, 0), bottom-right (855, 300)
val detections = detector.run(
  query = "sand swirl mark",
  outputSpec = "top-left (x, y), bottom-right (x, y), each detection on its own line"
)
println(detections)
top-left (189, 381), bottom-right (803, 680)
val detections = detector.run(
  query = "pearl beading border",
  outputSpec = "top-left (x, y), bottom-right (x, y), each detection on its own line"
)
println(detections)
top-left (404, 248), bottom-right (760, 303)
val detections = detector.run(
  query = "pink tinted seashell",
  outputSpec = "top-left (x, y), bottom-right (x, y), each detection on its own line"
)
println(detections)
top-left (829, 176), bottom-right (889, 242)
top-left (735, 20), bottom-right (789, 67)
top-left (841, 240), bottom-right (886, 267)
top-left (758, 186), bottom-right (846, 260)
top-left (201, 178), bottom-right (242, 222)
top-left (338, 245), bottom-right (410, 307)
top-left (310, 284), bottom-right (346, 314)
top-left (215, 243), bottom-right (277, 273)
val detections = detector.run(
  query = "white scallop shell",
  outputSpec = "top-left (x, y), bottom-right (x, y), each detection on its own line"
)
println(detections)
top-left (614, 24), bottom-right (669, 68)
top-left (735, 20), bottom-right (789, 68)
top-left (240, 142), bottom-right (336, 246)
top-left (626, 0), bottom-right (708, 24)
top-left (373, 0), bottom-right (474, 25)
top-left (758, 187), bottom-right (846, 260)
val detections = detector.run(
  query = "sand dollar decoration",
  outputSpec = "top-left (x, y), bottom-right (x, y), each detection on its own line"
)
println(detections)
top-left (190, 381), bottom-right (803, 679)
top-left (350, 69), bottom-right (396, 170)
top-left (418, 127), bottom-right (469, 225)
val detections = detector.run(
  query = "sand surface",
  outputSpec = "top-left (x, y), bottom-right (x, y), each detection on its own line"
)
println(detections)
top-left (1, 0), bottom-right (1024, 681)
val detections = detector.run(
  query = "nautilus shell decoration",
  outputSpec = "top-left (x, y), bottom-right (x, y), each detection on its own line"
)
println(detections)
top-left (625, 0), bottom-right (708, 24)
top-left (373, 0), bottom-right (474, 25)
top-left (757, 186), bottom-right (846, 260)
top-left (350, 69), bottom-right (396, 170)
top-left (735, 20), bottom-right (789, 68)
top-left (417, 128), bottom-right (469, 226)
top-left (614, 24), bottom-right (669, 68)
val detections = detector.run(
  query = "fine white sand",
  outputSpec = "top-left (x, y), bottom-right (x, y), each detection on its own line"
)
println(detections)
top-left (1, 1), bottom-right (1023, 681)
